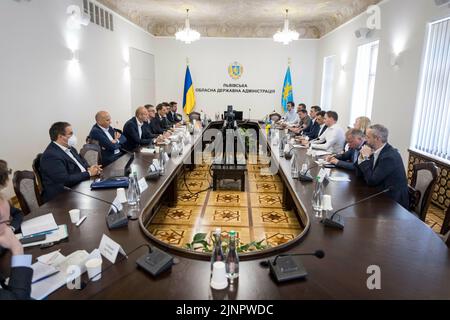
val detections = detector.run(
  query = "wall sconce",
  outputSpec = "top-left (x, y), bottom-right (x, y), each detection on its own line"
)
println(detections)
top-left (390, 52), bottom-right (400, 67)
top-left (67, 5), bottom-right (90, 30)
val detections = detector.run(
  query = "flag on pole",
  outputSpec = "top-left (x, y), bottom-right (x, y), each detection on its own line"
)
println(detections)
top-left (183, 65), bottom-right (196, 115)
top-left (281, 66), bottom-right (293, 113)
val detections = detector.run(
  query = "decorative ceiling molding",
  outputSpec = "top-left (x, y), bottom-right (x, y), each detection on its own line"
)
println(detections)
top-left (97, 0), bottom-right (382, 39)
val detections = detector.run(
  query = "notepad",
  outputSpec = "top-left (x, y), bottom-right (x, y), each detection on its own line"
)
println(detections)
top-left (21, 213), bottom-right (58, 237)
top-left (329, 176), bottom-right (351, 182)
top-left (16, 225), bottom-right (68, 248)
top-left (141, 148), bottom-right (155, 154)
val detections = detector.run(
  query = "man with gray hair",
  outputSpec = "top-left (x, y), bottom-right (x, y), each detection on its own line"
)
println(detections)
top-left (356, 124), bottom-right (409, 209)
top-left (327, 129), bottom-right (366, 170)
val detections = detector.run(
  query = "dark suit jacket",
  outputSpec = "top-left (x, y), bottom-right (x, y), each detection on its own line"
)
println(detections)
top-left (0, 266), bottom-right (33, 300)
top-left (122, 118), bottom-right (154, 151)
top-left (144, 121), bottom-right (159, 139)
top-left (40, 142), bottom-right (90, 202)
top-left (89, 124), bottom-right (127, 167)
top-left (10, 207), bottom-right (23, 233)
top-left (302, 121), bottom-right (319, 140)
top-left (335, 148), bottom-right (359, 170)
top-left (356, 143), bottom-right (409, 209)
top-left (150, 114), bottom-right (169, 135)
top-left (167, 111), bottom-right (182, 124)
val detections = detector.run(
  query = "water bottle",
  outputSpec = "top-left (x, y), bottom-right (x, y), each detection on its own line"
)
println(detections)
top-left (312, 176), bottom-right (323, 212)
top-left (211, 228), bottom-right (225, 271)
top-left (225, 230), bottom-right (239, 284)
top-left (279, 130), bottom-right (285, 156)
top-left (290, 153), bottom-right (298, 178)
top-left (127, 173), bottom-right (138, 206)
top-left (133, 172), bottom-right (140, 203)
top-left (159, 151), bottom-right (166, 175)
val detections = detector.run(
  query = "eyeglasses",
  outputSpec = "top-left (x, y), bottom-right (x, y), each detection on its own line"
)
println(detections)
top-left (0, 218), bottom-right (12, 226)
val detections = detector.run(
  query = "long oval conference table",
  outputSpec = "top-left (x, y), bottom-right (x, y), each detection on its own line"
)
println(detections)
top-left (16, 121), bottom-right (450, 300)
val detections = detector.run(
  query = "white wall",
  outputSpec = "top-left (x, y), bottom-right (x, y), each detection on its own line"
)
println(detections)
top-left (154, 37), bottom-right (319, 119)
top-left (315, 0), bottom-right (450, 163)
top-left (0, 0), bottom-right (156, 197)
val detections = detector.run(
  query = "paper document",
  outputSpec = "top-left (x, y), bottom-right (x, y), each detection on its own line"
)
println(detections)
top-left (329, 176), bottom-right (351, 182)
top-left (16, 225), bottom-right (68, 248)
top-left (141, 148), bottom-right (155, 154)
top-left (21, 213), bottom-right (58, 237)
top-left (31, 262), bottom-right (59, 283)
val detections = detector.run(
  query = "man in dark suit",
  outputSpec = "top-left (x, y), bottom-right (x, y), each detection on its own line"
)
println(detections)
top-left (327, 129), bottom-right (366, 170)
top-left (40, 122), bottom-right (102, 202)
top-left (89, 111), bottom-right (127, 167)
top-left (356, 124), bottom-right (409, 209)
top-left (0, 195), bottom-right (32, 300)
top-left (150, 104), bottom-right (173, 135)
top-left (167, 101), bottom-right (182, 124)
top-left (123, 106), bottom-right (155, 151)
top-left (297, 111), bottom-right (327, 143)
top-left (0, 160), bottom-right (24, 233)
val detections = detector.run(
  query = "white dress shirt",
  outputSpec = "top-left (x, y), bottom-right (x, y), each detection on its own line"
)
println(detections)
top-left (283, 109), bottom-right (299, 125)
top-left (53, 142), bottom-right (87, 172)
top-left (312, 124), bottom-right (345, 154)
top-left (100, 126), bottom-right (120, 155)
top-left (372, 143), bottom-right (386, 168)
top-left (136, 117), bottom-right (143, 139)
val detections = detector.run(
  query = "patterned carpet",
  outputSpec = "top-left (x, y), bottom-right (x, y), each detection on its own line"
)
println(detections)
top-left (147, 156), bottom-right (303, 252)
top-left (426, 204), bottom-right (446, 233)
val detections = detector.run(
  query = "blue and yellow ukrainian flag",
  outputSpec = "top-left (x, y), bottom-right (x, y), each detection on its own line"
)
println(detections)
top-left (281, 67), bottom-right (293, 113)
top-left (183, 66), bottom-right (196, 115)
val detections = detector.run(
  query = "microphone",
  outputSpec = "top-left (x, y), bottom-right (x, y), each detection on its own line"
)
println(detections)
top-left (322, 187), bottom-right (391, 230)
top-left (298, 164), bottom-right (318, 182)
top-left (121, 148), bottom-right (161, 180)
top-left (259, 250), bottom-right (325, 283)
top-left (64, 186), bottom-right (128, 230)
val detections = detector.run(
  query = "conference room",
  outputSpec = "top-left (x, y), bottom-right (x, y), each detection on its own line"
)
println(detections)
top-left (1, 0), bottom-right (450, 307)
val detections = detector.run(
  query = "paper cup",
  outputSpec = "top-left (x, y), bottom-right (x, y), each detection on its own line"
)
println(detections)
top-left (85, 258), bottom-right (103, 282)
top-left (116, 188), bottom-right (127, 203)
top-left (322, 195), bottom-right (333, 211)
top-left (69, 209), bottom-right (80, 224)
top-left (210, 261), bottom-right (228, 290)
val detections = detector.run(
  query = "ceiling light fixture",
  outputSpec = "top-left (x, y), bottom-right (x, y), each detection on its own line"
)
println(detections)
top-left (273, 9), bottom-right (299, 45)
top-left (175, 9), bottom-right (200, 44)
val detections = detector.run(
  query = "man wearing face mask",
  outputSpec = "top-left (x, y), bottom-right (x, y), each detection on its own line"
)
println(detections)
top-left (40, 122), bottom-right (102, 202)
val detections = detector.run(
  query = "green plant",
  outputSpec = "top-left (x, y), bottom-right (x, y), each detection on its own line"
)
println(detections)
top-left (185, 232), bottom-right (269, 253)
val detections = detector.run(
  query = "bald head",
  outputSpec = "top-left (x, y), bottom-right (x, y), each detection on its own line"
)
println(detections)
top-left (95, 111), bottom-right (112, 129)
top-left (135, 106), bottom-right (149, 123)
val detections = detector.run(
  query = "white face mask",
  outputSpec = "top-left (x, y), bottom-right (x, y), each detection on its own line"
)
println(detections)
top-left (68, 135), bottom-right (78, 148)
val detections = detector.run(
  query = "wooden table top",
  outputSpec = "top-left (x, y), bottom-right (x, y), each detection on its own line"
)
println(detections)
top-left (17, 122), bottom-right (450, 299)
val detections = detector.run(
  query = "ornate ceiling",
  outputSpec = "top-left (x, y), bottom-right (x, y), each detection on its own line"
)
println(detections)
top-left (97, 0), bottom-right (382, 39)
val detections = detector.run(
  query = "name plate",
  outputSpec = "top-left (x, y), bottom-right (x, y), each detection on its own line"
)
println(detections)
top-left (99, 234), bottom-right (127, 264)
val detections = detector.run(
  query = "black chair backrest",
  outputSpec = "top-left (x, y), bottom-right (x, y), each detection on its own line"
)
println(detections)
top-left (32, 153), bottom-right (44, 199)
top-left (12, 170), bottom-right (42, 215)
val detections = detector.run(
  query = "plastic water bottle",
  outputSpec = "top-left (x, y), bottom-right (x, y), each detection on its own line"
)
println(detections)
top-left (312, 176), bottom-right (323, 212)
top-left (225, 230), bottom-right (239, 284)
top-left (133, 172), bottom-right (140, 203)
top-left (127, 174), bottom-right (138, 206)
top-left (290, 153), bottom-right (298, 178)
top-left (159, 151), bottom-right (166, 175)
top-left (211, 228), bottom-right (225, 271)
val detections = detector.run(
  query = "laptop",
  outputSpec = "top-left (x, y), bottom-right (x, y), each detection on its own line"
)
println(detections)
top-left (108, 155), bottom-right (135, 178)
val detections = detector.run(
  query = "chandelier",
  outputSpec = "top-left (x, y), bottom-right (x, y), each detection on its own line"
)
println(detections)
top-left (273, 9), bottom-right (299, 45)
top-left (175, 9), bottom-right (201, 44)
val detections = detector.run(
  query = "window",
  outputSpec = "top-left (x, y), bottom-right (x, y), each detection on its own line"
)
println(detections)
top-left (320, 55), bottom-right (335, 110)
top-left (350, 40), bottom-right (379, 125)
top-left (411, 17), bottom-right (450, 163)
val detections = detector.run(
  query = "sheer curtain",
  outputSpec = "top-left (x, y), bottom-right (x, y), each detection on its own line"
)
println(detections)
top-left (320, 55), bottom-right (335, 110)
top-left (412, 17), bottom-right (450, 163)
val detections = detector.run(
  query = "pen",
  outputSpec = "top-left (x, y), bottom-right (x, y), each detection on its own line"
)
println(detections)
top-left (76, 216), bottom-right (87, 227)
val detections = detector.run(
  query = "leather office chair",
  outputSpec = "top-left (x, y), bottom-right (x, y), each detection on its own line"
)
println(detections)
top-left (12, 170), bottom-right (42, 215)
top-left (32, 153), bottom-right (44, 202)
top-left (80, 143), bottom-right (102, 167)
top-left (408, 162), bottom-right (439, 221)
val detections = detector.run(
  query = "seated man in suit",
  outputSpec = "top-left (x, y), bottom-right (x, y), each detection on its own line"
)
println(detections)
top-left (303, 106), bottom-right (321, 134)
top-left (167, 101), bottom-right (182, 125)
top-left (89, 111), bottom-right (127, 167)
top-left (326, 129), bottom-right (366, 170)
top-left (310, 111), bottom-right (345, 154)
top-left (281, 102), bottom-right (299, 125)
top-left (122, 106), bottom-right (155, 151)
top-left (356, 124), bottom-right (409, 209)
top-left (297, 111), bottom-right (327, 144)
top-left (290, 109), bottom-right (312, 133)
top-left (40, 122), bottom-right (102, 202)
top-left (150, 104), bottom-right (173, 135)
top-left (0, 160), bottom-right (24, 233)
top-left (0, 195), bottom-right (32, 300)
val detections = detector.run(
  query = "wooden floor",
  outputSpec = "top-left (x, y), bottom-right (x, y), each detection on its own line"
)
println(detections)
top-left (147, 156), bottom-right (303, 252)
